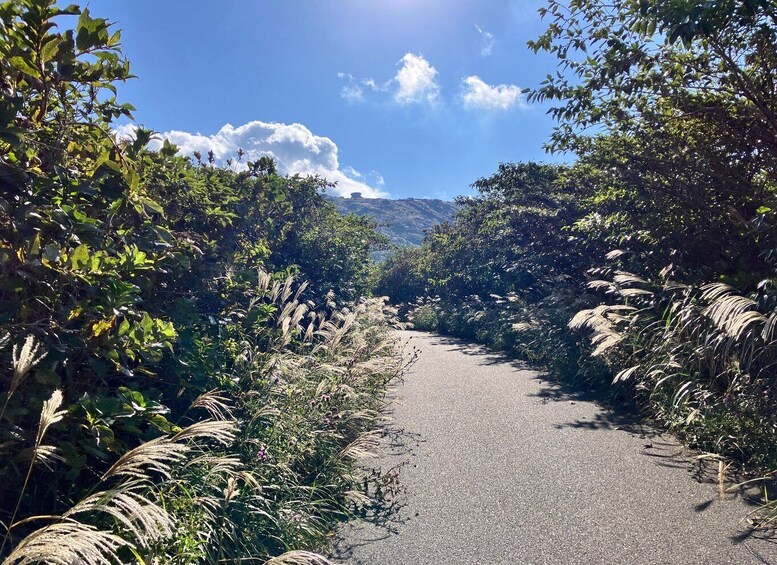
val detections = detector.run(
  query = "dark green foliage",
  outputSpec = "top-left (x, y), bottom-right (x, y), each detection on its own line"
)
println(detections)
top-left (372, 247), bottom-right (428, 303)
top-left (383, 163), bottom-right (609, 385)
top-left (530, 0), bottom-right (777, 472)
top-left (0, 1), bottom-right (398, 561)
top-left (377, 0), bottom-right (777, 484)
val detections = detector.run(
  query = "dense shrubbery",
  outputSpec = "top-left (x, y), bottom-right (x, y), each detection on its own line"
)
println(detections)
top-left (0, 1), bottom-right (400, 562)
top-left (375, 163), bottom-right (609, 386)
top-left (376, 0), bottom-right (777, 489)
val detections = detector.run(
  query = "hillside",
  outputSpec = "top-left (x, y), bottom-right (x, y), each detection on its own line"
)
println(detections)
top-left (329, 194), bottom-right (458, 247)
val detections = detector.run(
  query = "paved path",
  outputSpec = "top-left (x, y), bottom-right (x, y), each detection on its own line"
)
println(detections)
top-left (334, 331), bottom-right (777, 565)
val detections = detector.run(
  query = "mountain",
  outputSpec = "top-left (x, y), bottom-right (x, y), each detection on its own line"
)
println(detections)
top-left (329, 193), bottom-right (458, 247)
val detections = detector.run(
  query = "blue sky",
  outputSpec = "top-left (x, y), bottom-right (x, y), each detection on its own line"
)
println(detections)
top-left (90, 0), bottom-right (564, 199)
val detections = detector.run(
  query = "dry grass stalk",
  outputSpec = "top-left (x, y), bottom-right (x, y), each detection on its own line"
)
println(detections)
top-left (36, 390), bottom-right (66, 448)
top-left (171, 419), bottom-right (236, 445)
top-left (190, 390), bottom-right (235, 421)
top-left (65, 485), bottom-right (174, 547)
top-left (339, 431), bottom-right (381, 461)
top-left (1, 390), bottom-right (67, 556)
top-left (2, 335), bottom-right (47, 422)
top-left (2, 521), bottom-right (128, 565)
top-left (102, 436), bottom-right (189, 481)
top-left (11, 336), bottom-right (47, 392)
top-left (264, 550), bottom-right (336, 565)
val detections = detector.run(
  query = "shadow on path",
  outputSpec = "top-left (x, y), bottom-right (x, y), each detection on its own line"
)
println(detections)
top-left (333, 331), bottom-right (777, 563)
top-left (426, 333), bottom-right (657, 435)
top-left (330, 421), bottom-right (421, 562)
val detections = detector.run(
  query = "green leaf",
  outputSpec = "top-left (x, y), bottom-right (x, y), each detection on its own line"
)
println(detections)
top-left (55, 4), bottom-right (81, 16)
top-left (76, 8), bottom-right (93, 50)
top-left (70, 243), bottom-right (90, 269)
top-left (140, 196), bottom-right (164, 215)
top-left (139, 312), bottom-right (153, 334)
top-left (9, 56), bottom-right (40, 78)
top-left (41, 37), bottom-right (60, 63)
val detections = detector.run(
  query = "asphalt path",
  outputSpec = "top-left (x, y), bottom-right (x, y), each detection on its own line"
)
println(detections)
top-left (333, 331), bottom-right (777, 565)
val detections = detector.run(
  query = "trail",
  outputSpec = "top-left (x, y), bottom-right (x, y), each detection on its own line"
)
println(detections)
top-left (334, 331), bottom-right (777, 565)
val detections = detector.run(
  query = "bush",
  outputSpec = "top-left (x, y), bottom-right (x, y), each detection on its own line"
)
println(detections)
top-left (374, 0), bottom-right (777, 488)
top-left (0, 1), bottom-right (400, 561)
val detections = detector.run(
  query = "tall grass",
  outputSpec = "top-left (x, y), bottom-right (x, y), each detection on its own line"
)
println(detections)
top-left (1, 273), bottom-right (405, 564)
top-left (568, 263), bottom-right (777, 525)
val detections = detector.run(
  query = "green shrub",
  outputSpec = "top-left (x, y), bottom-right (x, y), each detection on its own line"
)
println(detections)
top-left (407, 301), bottom-right (440, 331)
top-left (0, 1), bottom-right (400, 562)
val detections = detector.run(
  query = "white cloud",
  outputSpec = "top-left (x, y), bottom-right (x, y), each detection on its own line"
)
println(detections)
top-left (475, 25), bottom-right (494, 56)
top-left (338, 54), bottom-right (439, 107)
top-left (460, 76), bottom-right (526, 111)
top-left (394, 53), bottom-right (440, 105)
top-left (121, 121), bottom-right (387, 198)
top-left (337, 72), bottom-right (388, 103)
top-left (363, 78), bottom-right (380, 91)
top-left (344, 166), bottom-right (385, 188)
top-left (372, 171), bottom-right (386, 187)
top-left (340, 84), bottom-right (364, 103)
top-left (114, 123), bottom-right (138, 140)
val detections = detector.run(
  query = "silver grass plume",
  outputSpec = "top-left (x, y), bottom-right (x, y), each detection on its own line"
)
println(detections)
top-left (35, 390), bottom-right (66, 449)
top-left (12, 336), bottom-right (47, 391)
top-left (702, 283), bottom-right (766, 340)
top-left (569, 305), bottom-right (636, 356)
top-left (1, 389), bottom-right (68, 557)
top-left (64, 484), bottom-right (174, 547)
top-left (3, 336), bottom-right (47, 421)
top-left (264, 551), bottom-right (336, 565)
top-left (101, 435), bottom-right (189, 481)
top-left (171, 419), bottom-right (236, 445)
top-left (12, 390), bottom-right (68, 470)
top-left (339, 431), bottom-right (381, 460)
top-left (190, 390), bottom-right (235, 421)
top-left (2, 521), bottom-right (128, 565)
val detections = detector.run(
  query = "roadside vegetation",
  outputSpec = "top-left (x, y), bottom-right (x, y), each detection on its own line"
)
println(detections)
top-left (375, 0), bottom-right (777, 522)
top-left (4, 0), bottom-right (777, 559)
top-left (0, 1), bottom-right (404, 563)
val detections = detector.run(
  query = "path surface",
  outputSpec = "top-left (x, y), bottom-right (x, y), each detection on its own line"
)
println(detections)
top-left (334, 331), bottom-right (777, 565)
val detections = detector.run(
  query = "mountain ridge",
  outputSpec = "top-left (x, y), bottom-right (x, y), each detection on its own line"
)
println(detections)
top-left (327, 194), bottom-right (458, 247)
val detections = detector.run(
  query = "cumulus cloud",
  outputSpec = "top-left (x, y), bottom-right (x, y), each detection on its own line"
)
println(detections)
top-left (475, 25), bottom-right (494, 56)
top-left (121, 121), bottom-right (387, 198)
top-left (394, 53), bottom-right (440, 105)
top-left (460, 76), bottom-right (526, 111)
top-left (338, 54), bottom-right (440, 107)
